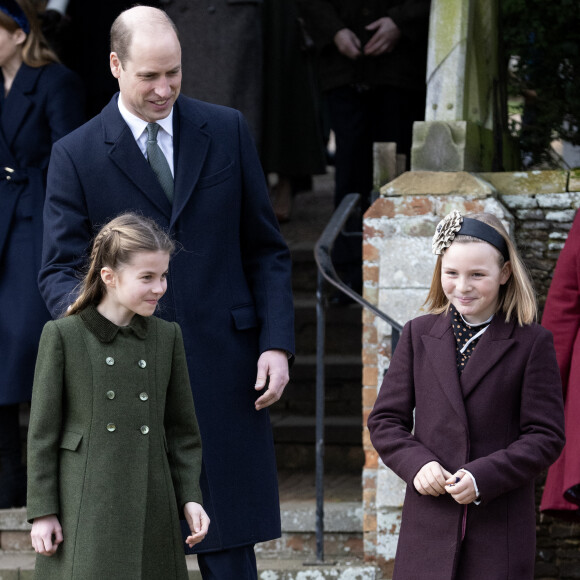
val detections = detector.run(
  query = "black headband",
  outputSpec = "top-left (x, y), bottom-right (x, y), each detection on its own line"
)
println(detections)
top-left (458, 218), bottom-right (510, 262)
top-left (0, 0), bottom-right (30, 34)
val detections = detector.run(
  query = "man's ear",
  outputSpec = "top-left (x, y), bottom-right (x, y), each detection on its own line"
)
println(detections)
top-left (110, 52), bottom-right (122, 79)
top-left (101, 266), bottom-right (116, 288)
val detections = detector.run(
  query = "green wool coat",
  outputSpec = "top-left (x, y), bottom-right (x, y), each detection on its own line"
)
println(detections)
top-left (27, 306), bottom-right (203, 580)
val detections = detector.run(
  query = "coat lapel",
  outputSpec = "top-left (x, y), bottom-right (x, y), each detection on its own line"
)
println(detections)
top-left (101, 97), bottom-right (172, 219)
top-left (421, 312), bottom-right (469, 430)
top-left (170, 98), bottom-right (210, 228)
top-left (460, 314), bottom-right (516, 398)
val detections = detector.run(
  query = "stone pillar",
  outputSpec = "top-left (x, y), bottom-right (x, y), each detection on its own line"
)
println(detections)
top-left (411, 0), bottom-right (518, 171)
top-left (361, 171), bottom-right (511, 569)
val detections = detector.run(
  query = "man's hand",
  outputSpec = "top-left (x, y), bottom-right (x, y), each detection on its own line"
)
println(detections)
top-left (184, 502), bottom-right (210, 547)
top-left (254, 349), bottom-right (289, 410)
top-left (413, 461), bottom-right (453, 496)
top-left (31, 514), bottom-right (63, 556)
top-left (334, 28), bottom-right (362, 60)
top-left (364, 17), bottom-right (402, 56)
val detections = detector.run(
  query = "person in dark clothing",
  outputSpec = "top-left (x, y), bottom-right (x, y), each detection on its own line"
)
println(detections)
top-left (297, 0), bottom-right (430, 293)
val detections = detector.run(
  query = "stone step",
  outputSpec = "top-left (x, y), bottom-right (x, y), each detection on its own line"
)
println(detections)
top-left (0, 551), bottom-right (382, 579)
top-left (294, 297), bottom-right (362, 355)
top-left (280, 355), bottom-right (362, 418)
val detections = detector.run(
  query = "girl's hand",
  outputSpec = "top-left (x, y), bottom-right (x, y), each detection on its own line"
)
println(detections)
top-left (413, 461), bottom-right (453, 496)
top-left (183, 502), bottom-right (210, 547)
top-left (31, 514), bottom-right (63, 556)
top-left (445, 471), bottom-right (478, 504)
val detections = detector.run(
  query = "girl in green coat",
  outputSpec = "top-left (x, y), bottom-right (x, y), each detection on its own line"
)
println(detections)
top-left (27, 213), bottom-right (209, 579)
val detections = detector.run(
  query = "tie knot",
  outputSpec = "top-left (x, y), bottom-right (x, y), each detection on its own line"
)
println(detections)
top-left (146, 122), bottom-right (160, 142)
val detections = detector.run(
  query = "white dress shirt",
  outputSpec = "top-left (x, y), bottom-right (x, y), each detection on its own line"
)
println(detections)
top-left (117, 94), bottom-right (175, 177)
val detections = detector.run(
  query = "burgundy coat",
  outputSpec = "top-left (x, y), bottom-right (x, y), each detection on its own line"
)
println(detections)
top-left (541, 211), bottom-right (580, 518)
top-left (368, 311), bottom-right (565, 580)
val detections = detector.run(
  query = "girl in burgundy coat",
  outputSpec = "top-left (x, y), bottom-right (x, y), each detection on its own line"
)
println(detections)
top-left (368, 211), bottom-right (565, 580)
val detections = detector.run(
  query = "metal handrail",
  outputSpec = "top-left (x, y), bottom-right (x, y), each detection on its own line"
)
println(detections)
top-left (312, 193), bottom-right (403, 563)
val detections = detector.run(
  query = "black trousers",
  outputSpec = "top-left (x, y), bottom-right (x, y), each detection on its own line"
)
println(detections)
top-left (326, 84), bottom-right (425, 285)
top-left (197, 545), bottom-right (257, 579)
top-left (0, 403), bottom-right (26, 508)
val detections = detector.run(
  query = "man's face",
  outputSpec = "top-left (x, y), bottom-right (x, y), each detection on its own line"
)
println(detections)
top-left (110, 28), bottom-right (182, 122)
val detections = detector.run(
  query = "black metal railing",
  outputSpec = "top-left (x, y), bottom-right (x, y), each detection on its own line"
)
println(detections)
top-left (312, 193), bottom-right (403, 563)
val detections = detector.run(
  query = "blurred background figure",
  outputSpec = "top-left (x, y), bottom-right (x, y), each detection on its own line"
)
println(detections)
top-left (297, 0), bottom-right (430, 298)
top-left (261, 0), bottom-right (327, 223)
top-left (0, 0), bottom-right (84, 508)
top-left (163, 0), bottom-right (263, 146)
top-left (41, 0), bottom-right (159, 117)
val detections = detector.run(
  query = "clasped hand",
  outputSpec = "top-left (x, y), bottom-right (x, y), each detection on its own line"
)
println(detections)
top-left (413, 461), bottom-right (478, 504)
top-left (333, 18), bottom-right (402, 60)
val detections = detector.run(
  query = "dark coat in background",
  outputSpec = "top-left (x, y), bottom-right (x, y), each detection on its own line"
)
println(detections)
top-left (164, 0), bottom-right (264, 145)
top-left (39, 94), bottom-right (295, 552)
top-left (0, 63), bottom-right (84, 405)
top-left (261, 0), bottom-right (327, 178)
top-left (27, 308), bottom-right (202, 579)
top-left (296, 0), bottom-right (431, 92)
top-left (368, 311), bottom-right (565, 580)
top-left (540, 210), bottom-right (580, 519)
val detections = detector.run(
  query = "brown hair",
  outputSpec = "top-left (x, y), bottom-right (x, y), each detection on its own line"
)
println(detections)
top-left (424, 212), bottom-right (537, 325)
top-left (67, 213), bottom-right (175, 317)
top-left (0, 0), bottom-right (59, 67)
top-left (110, 6), bottom-right (179, 66)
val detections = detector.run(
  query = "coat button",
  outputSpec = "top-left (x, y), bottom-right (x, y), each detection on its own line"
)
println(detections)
top-left (140, 425), bottom-right (150, 435)
top-left (139, 392), bottom-right (149, 401)
top-left (106, 390), bottom-right (115, 400)
top-left (208, 5), bottom-right (216, 14)
top-left (138, 360), bottom-right (147, 368)
top-left (107, 423), bottom-right (116, 432)
top-left (106, 357), bottom-right (115, 366)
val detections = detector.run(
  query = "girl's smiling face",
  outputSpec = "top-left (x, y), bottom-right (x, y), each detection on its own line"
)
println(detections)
top-left (441, 241), bottom-right (511, 324)
top-left (99, 250), bottom-right (170, 326)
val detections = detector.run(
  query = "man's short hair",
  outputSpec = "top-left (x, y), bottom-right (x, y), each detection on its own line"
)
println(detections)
top-left (110, 7), bottom-right (179, 66)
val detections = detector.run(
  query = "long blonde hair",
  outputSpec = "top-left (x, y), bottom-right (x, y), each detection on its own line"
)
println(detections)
top-left (0, 0), bottom-right (59, 67)
top-left (67, 213), bottom-right (175, 317)
top-left (424, 212), bottom-right (537, 325)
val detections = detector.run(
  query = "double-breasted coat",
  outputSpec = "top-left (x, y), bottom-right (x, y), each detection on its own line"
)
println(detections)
top-left (39, 94), bottom-right (295, 552)
top-left (0, 63), bottom-right (83, 405)
top-left (27, 307), bottom-right (202, 579)
top-left (368, 311), bottom-right (565, 580)
top-left (540, 210), bottom-right (580, 518)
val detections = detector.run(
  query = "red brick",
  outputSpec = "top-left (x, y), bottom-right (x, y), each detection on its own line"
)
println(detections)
top-left (363, 264), bottom-right (379, 284)
top-left (365, 198), bottom-right (395, 219)
top-left (364, 449), bottom-right (379, 468)
top-left (363, 243), bottom-right (380, 262)
top-left (363, 366), bottom-right (378, 387)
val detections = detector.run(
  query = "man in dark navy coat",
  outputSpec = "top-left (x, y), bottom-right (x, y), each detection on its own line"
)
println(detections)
top-left (39, 6), bottom-right (294, 578)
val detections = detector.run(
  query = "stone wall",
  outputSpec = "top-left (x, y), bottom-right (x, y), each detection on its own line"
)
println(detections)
top-left (362, 169), bottom-right (580, 578)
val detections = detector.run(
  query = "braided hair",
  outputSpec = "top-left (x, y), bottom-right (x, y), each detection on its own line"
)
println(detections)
top-left (66, 213), bottom-right (174, 317)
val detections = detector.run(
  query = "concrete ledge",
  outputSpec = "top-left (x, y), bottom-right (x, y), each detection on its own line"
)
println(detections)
top-left (378, 171), bottom-right (494, 198)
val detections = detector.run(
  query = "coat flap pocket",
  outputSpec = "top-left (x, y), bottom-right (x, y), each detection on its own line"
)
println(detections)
top-left (231, 304), bottom-right (258, 330)
top-left (59, 430), bottom-right (83, 451)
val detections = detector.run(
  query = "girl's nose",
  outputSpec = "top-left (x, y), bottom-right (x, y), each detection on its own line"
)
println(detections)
top-left (457, 276), bottom-right (471, 292)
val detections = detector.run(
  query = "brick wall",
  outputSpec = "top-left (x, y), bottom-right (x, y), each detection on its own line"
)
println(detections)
top-left (362, 169), bottom-right (580, 578)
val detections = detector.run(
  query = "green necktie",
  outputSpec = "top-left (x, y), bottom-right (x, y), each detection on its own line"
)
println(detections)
top-left (146, 122), bottom-right (174, 203)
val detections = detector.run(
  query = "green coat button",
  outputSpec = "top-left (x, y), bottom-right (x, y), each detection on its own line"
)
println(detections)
top-left (140, 425), bottom-right (150, 435)
top-left (139, 392), bottom-right (149, 401)
top-left (138, 360), bottom-right (147, 368)
top-left (106, 390), bottom-right (115, 400)
top-left (107, 423), bottom-right (116, 432)
top-left (106, 357), bottom-right (115, 366)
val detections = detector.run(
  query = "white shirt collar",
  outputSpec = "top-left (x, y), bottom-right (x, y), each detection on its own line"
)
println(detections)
top-left (117, 93), bottom-right (174, 140)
